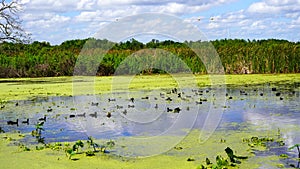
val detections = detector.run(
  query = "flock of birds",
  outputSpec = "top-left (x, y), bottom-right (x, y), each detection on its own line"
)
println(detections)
top-left (0, 85), bottom-right (292, 134)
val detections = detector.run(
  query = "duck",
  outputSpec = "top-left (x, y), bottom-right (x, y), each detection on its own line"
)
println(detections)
top-left (239, 90), bottom-right (247, 95)
top-left (108, 98), bottom-right (116, 102)
top-left (128, 105), bottom-right (135, 108)
top-left (166, 97), bottom-right (172, 101)
top-left (77, 112), bottom-right (86, 117)
top-left (22, 118), bottom-right (29, 125)
top-left (89, 112), bottom-right (97, 118)
top-left (116, 105), bottom-right (123, 109)
top-left (200, 98), bottom-right (207, 102)
top-left (91, 102), bottom-right (99, 106)
top-left (106, 112), bottom-right (111, 118)
top-left (130, 98), bottom-right (134, 103)
top-left (196, 101), bottom-right (202, 105)
top-left (7, 119), bottom-right (18, 126)
top-left (39, 115), bottom-right (46, 122)
top-left (174, 107), bottom-right (181, 113)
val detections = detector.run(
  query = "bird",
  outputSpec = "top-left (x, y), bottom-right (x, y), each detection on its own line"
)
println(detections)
top-left (69, 114), bottom-right (75, 118)
top-left (7, 119), bottom-right (18, 126)
top-left (106, 112), bottom-right (111, 118)
top-left (108, 98), bottom-right (116, 102)
top-left (47, 108), bottom-right (53, 112)
top-left (128, 105), bottom-right (135, 108)
top-left (141, 96), bottom-right (149, 99)
top-left (166, 97), bottom-right (172, 101)
top-left (77, 112), bottom-right (86, 117)
top-left (116, 105), bottom-right (123, 109)
top-left (154, 104), bottom-right (158, 109)
top-left (39, 115), bottom-right (46, 121)
top-left (89, 112), bottom-right (97, 118)
top-left (91, 102), bottom-right (99, 106)
top-left (200, 98), bottom-right (208, 102)
top-left (196, 101), bottom-right (202, 105)
top-left (167, 107), bottom-right (173, 112)
top-left (0, 105), bottom-right (5, 109)
top-left (130, 98), bottom-right (134, 103)
top-left (174, 107), bottom-right (181, 113)
top-left (22, 118), bottom-right (29, 125)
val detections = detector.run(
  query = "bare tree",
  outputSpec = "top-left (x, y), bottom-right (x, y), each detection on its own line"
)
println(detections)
top-left (0, 0), bottom-right (30, 43)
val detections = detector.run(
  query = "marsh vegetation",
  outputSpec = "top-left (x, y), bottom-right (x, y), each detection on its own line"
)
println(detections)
top-left (0, 74), bottom-right (299, 168)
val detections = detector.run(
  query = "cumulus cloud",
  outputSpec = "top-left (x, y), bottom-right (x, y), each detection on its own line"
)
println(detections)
top-left (16, 0), bottom-right (300, 44)
top-left (247, 0), bottom-right (300, 15)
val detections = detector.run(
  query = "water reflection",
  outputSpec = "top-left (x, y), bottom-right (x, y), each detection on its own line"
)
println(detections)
top-left (0, 84), bottom-right (299, 157)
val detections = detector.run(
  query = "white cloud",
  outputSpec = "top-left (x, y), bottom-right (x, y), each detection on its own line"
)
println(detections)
top-left (247, 2), bottom-right (281, 14)
top-left (247, 0), bottom-right (300, 14)
top-left (16, 0), bottom-right (300, 44)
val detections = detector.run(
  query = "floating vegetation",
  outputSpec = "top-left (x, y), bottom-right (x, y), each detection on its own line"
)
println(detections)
top-left (197, 147), bottom-right (248, 169)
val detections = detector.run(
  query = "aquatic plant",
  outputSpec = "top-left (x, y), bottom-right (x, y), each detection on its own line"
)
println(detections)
top-left (242, 136), bottom-right (274, 147)
top-left (87, 136), bottom-right (99, 152)
top-left (197, 147), bottom-right (247, 169)
top-left (85, 150), bottom-right (95, 156)
top-left (73, 140), bottom-right (84, 153)
top-left (32, 121), bottom-right (44, 136)
top-left (289, 144), bottom-right (300, 158)
top-left (106, 140), bottom-right (115, 149)
top-left (65, 140), bottom-right (84, 160)
top-left (65, 148), bottom-right (76, 160)
top-left (19, 144), bottom-right (30, 151)
top-left (0, 127), bottom-right (5, 133)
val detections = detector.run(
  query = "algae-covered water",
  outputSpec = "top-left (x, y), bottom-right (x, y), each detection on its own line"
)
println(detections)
top-left (0, 74), bottom-right (299, 169)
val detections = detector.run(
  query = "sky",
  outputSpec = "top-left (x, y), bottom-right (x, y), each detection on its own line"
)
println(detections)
top-left (17, 0), bottom-right (300, 45)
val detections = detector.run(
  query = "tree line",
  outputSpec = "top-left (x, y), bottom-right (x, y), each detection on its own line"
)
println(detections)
top-left (0, 38), bottom-right (299, 78)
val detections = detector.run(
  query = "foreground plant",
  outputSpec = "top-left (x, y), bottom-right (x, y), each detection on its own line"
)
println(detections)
top-left (198, 147), bottom-right (247, 169)
top-left (65, 140), bottom-right (84, 160)
top-left (87, 136), bottom-right (99, 152)
top-left (289, 144), bottom-right (300, 159)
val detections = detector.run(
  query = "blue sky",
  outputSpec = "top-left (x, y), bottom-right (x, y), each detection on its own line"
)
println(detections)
top-left (18, 0), bottom-right (300, 45)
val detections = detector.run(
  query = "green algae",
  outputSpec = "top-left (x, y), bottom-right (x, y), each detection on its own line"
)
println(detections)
top-left (0, 73), bottom-right (299, 101)
top-left (0, 126), bottom-right (290, 169)
top-left (0, 73), bottom-right (299, 168)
